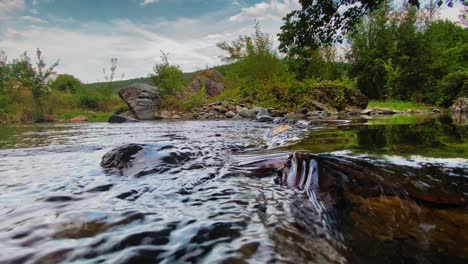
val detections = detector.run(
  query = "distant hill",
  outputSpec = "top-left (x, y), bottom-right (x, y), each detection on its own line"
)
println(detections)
top-left (85, 77), bottom-right (153, 93)
top-left (85, 72), bottom-right (197, 93)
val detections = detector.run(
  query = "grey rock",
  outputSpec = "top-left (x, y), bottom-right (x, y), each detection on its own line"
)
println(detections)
top-left (238, 108), bottom-right (255, 118)
top-left (225, 111), bottom-right (236, 118)
top-left (270, 109), bottom-right (285, 117)
top-left (101, 144), bottom-right (144, 169)
top-left (296, 120), bottom-right (312, 128)
top-left (213, 105), bottom-right (228, 113)
top-left (360, 109), bottom-right (374, 115)
top-left (251, 107), bottom-right (263, 115)
top-left (119, 83), bottom-right (161, 120)
top-left (255, 108), bottom-right (274, 122)
top-left (273, 117), bottom-right (286, 124)
top-left (232, 114), bottom-right (244, 120)
top-left (108, 114), bottom-right (140, 123)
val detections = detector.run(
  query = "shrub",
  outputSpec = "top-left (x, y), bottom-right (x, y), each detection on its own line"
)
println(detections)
top-left (51, 74), bottom-right (83, 93)
top-left (433, 71), bottom-right (468, 107)
top-left (151, 51), bottom-right (185, 97)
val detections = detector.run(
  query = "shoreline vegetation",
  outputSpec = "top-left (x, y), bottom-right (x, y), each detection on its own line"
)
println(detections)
top-left (1, 2), bottom-right (466, 124)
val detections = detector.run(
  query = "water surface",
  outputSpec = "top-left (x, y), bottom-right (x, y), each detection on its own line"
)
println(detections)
top-left (0, 116), bottom-right (466, 263)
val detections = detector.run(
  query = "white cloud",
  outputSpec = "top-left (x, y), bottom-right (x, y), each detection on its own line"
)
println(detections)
top-left (140, 0), bottom-right (160, 6)
top-left (19, 15), bottom-right (46, 23)
top-left (0, 0), bottom-right (25, 22)
top-left (229, 0), bottom-right (299, 22)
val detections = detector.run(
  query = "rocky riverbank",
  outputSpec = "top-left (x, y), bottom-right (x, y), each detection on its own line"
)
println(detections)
top-left (106, 82), bottom-right (453, 125)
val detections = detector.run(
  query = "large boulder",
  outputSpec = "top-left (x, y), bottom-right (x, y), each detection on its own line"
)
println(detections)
top-left (188, 70), bottom-right (225, 97)
top-left (118, 83), bottom-right (161, 120)
top-left (452, 98), bottom-right (468, 113)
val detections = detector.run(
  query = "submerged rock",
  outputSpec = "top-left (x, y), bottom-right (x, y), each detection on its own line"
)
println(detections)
top-left (271, 152), bottom-right (468, 257)
top-left (272, 124), bottom-right (293, 135)
top-left (255, 108), bottom-right (274, 122)
top-left (295, 120), bottom-right (313, 128)
top-left (119, 83), bottom-right (161, 120)
top-left (276, 152), bottom-right (467, 207)
top-left (108, 115), bottom-right (140, 123)
top-left (101, 144), bottom-right (144, 170)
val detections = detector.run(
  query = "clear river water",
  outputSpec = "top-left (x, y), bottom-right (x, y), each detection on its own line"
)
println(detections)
top-left (0, 115), bottom-right (466, 264)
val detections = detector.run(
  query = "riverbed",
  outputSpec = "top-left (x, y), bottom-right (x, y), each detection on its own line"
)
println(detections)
top-left (0, 115), bottom-right (466, 263)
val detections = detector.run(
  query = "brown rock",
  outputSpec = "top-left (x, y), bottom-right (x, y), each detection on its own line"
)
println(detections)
top-left (70, 115), bottom-right (88, 122)
top-left (188, 70), bottom-right (225, 97)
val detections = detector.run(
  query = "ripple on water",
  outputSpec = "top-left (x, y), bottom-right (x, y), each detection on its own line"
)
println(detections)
top-left (0, 120), bottom-right (466, 264)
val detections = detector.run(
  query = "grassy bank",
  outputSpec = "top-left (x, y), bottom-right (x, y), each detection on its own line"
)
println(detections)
top-left (367, 100), bottom-right (432, 111)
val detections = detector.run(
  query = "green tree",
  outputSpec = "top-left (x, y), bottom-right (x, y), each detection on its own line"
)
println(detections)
top-left (151, 51), bottom-right (185, 97)
top-left (51, 74), bottom-right (82, 93)
top-left (347, 3), bottom-right (396, 100)
top-left (12, 49), bottom-right (59, 121)
top-left (217, 23), bottom-right (288, 81)
top-left (278, 0), bottom-right (461, 79)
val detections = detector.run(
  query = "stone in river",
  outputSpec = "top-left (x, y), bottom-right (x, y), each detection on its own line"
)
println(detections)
top-left (108, 114), bottom-right (140, 123)
top-left (119, 83), bottom-right (161, 120)
top-left (70, 115), bottom-right (88, 122)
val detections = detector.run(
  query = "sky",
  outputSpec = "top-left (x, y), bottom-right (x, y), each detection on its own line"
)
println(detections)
top-left (0, 0), bottom-right (464, 82)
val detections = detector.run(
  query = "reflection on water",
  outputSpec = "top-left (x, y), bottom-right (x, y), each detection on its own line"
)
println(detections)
top-left (0, 116), bottom-right (466, 263)
top-left (285, 115), bottom-right (467, 158)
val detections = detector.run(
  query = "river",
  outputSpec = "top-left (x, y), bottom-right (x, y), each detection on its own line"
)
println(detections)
top-left (0, 115), bottom-right (466, 263)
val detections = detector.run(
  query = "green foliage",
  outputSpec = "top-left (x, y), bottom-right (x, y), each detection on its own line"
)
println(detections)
top-left (285, 115), bottom-right (467, 158)
top-left (0, 50), bottom-right (125, 123)
top-left (51, 74), bottom-right (82, 93)
top-left (278, 0), bottom-right (458, 55)
top-left (432, 70), bottom-right (468, 107)
top-left (367, 100), bottom-right (431, 111)
top-left (217, 23), bottom-right (290, 82)
top-left (151, 51), bottom-right (186, 97)
top-left (347, 4), bottom-right (467, 106)
top-left (113, 105), bottom-right (129, 115)
top-left (58, 110), bottom-right (113, 122)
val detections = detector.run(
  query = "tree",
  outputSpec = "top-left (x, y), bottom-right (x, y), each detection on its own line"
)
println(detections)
top-left (151, 51), bottom-right (185, 97)
top-left (217, 23), bottom-right (287, 81)
top-left (278, 0), bottom-right (461, 77)
top-left (51, 74), bottom-right (82, 93)
top-left (12, 49), bottom-right (59, 121)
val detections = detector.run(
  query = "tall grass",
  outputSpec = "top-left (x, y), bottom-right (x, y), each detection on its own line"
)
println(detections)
top-left (367, 100), bottom-right (431, 111)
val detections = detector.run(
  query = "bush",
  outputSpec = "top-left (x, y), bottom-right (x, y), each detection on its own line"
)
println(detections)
top-left (79, 93), bottom-right (102, 109)
top-left (51, 74), bottom-right (83, 93)
top-left (433, 71), bottom-right (468, 107)
top-left (113, 105), bottom-right (129, 115)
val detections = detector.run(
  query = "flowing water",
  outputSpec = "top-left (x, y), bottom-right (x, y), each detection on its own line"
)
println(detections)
top-left (0, 116), bottom-right (466, 264)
